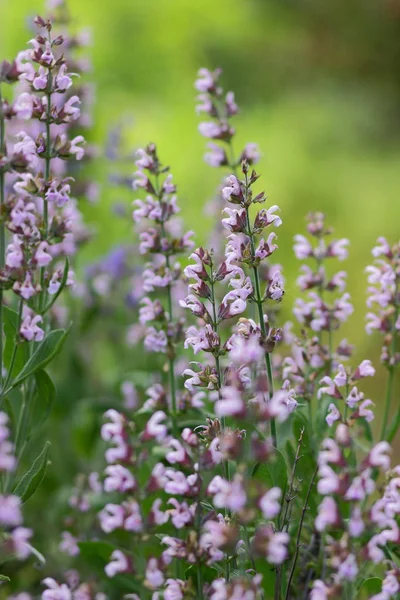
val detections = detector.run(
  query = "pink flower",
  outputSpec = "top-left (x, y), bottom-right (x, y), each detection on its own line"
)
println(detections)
top-left (59, 531), bottom-right (80, 557)
top-left (326, 403), bottom-right (341, 427)
top-left (293, 234), bottom-right (313, 259)
top-left (328, 238), bottom-right (349, 260)
top-left (228, 334), bottom-right (263, 365)
top-left (124, 500), bottom-right (143, 532)
top-left (145, 557), bottom-right (165, 589)
top-left (368, 442), bottom-right (391, 471)
top-left (32, 66), bottom-right (48, 90)
top-left (144, 327), bottom-right (167, 353)
top-left (55, 64), bottom-right (73, 92)
top-left (14, 92), bottom-right (33, 119)
top-left (259, 487), bottom-right (282, 519)
top-left (69, 135), bottom-right (85, 160)
top-left (372, 237), bottom-right (391, 258)
top-left (221, 175), bottom-right (243, 203)
top-left (104, 465), bottom-right (136, 493)
top-left (42, 578), bottom-right (72, 600)
top-left (204, 143), bottom-right (227, 167)
top-left (98, 503), bottom-right (125, 533)
top-left (101, 409), bottom-right (125, 441)
top-left (337, 553), bottom-right (358, 581)
top-left (348, 507), bottom-right (365, 537)
top-left (34, 241), bottom-right (52, 267)
top-left (317, 465), bottom-right (340, 495)
top-left (10, 526), bottom-right (32, 559)
top-left (194, 68), bottom-right (218, 92)
top-left (62, 96), bottom-right (81, 122)
top-left (20, 315), bottom-right (44, 342)
top-left (315, 497), bottom-right (339, 531)
top-left (352, 359), bottom-right (375, 379)
top-left (267, 531), bottom-right (289, 564)
top-left (143, 411), bottom-right (168, 442)
top-left (6, 236), bottom-right (24, 268)
top-left (105, 550), bottom-right (129, 577)
top-left (208, 475), bottom-right (246, 512)
top-left (215, 386), bottom-right (246, 418)
top-left (167, 499), bottom-right (194, 529)
top-left (310, 580), bottom-right (329, 600)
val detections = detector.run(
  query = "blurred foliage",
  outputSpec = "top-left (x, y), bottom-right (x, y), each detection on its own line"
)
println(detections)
top-left (0, 0), bottom-right (399, 593)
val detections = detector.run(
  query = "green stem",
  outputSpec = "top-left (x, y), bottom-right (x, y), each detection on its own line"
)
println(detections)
top-left (39, 50), bottom-right (53, 314)
top-left (381, 279), bottom-right (399, 439)
top-left (380, 366), bottom-right (395, 440)
top-left (1, 298), bottom-right (23, 396)
top-left (0, 85), bottom-right (5, 389)
top-left (160, 218), bottom-right (178, 435)
top-left (209, 270), bottom-right (230, 482)
top-left (245, 205), bottom-right (277, 447)
top-left (284, 465), bottom-right (318, 599)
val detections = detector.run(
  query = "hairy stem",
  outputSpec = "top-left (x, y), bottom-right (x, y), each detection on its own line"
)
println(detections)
top-left (157, 212), bottom-right (178, 435)
top-left (1, 298), bottom-right (24, 397)
top-left (285, 465), bottom-right (318, 599)
top-left (245, 204), bottom-right (277, 447)
top-left (0, 86), bottom-right (5, 389)
top-left (381, 281), bottom-right (398, 440)
top-left (39, 37), bottom-right (53, 314)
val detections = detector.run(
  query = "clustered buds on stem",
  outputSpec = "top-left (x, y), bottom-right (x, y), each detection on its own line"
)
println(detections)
top-left (0, 42), bottom-right (398, 600)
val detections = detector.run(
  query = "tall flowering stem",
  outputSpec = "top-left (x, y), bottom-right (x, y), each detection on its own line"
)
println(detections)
top-left (133, 143), bottom-right (194, 433)
top-left (365, 238), bottom-right (400, 440)
top-left (220, 163), bottom-right (284, 448)
top-left (194, 68), bottom-right (282, 445)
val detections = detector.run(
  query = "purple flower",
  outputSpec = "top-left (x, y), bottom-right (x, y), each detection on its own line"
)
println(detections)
top-left (104, 465), bottom-right (136, 493)
top-left (144, 327), bottom-right (168, 353)
top-left (59, 531), bottom-right (80, 557)
top-left (42, 578), bottom-right (72, 600)
top-left (204, 143), bottom-right (227, 167)
top-left (98, 503), bottom-right (125, 533)
top-left (315, 497), bottom-right (339, 531)
top-left (0, 495), bottom-right (22, 526)
top-left (20, 315), bottom-right (44, 342)
top-left (105, 550), bottom-right (130, 577)
top-left (14, 92), bottom-right (33, 119)
top-left (259, 487), bottom-right (282, 519)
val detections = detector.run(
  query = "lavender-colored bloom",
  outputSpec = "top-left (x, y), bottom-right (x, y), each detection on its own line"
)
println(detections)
top-left (59, 531), bottom-right (80, 557)
top-left (14, 92), bottom-right (33, 119)
top-left (259, 487), bottom-right (282, 519)
top-left (20, 315), bottom-right (44, 342)
top-left (104, 465), bottom-right (136, 493)
top-left (0, 494), bottom-right (22, 526)
top-left (105, 550), bottom-right (129, 577)
top-left (144, 327), bottom-right (167, 353)
top-left (42, 578), bottom-right (72, 600)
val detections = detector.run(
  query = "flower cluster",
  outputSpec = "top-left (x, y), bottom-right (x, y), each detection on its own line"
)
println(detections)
top-left (0, 412), bottom-right (32, 565)
top-left (311, 431), bottom-right (399, 599)
top-left (0, 16), bottom-right (85, 345)
top-left (195, 67), bottom-right (260, 169)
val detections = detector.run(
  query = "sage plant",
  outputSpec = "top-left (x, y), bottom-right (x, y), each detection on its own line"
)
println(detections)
top-left (0, 12), bottom-right (86, 586)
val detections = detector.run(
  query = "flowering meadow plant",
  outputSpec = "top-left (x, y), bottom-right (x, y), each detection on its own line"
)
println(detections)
top-left (0, 5), bottom-right (399, 600)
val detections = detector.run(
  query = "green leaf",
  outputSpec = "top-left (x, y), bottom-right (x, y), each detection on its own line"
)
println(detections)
top-left (357, 577), bottom-right (382, 597)
top-left (3, 305), bottom-right (26, 380)
top-left (13, 441), bottom-right (50, 503)
top-left (40, 257), bottom-right (69, 315)
top-left (252, 449), bottom-right (288, 492)
top-left (387, 407), bottom-right (400, 443)
top-left (29, 370), bottom-right (56, 435)
top-left (78, 540), bottom-right (115, 565)
top-left (0, 574), bottom-right (10, 582)
top-left (78, 541), bottom-right (144, 593)
top-left (9, 328), bottom-right (70, 391)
